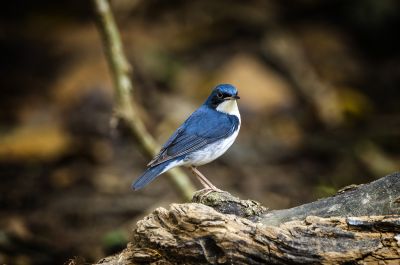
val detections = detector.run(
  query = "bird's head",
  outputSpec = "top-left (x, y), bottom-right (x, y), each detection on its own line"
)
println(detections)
top-left (206, 84), bottom-right (240, 107)
top-left (205, 84), bottom-right (240, 115)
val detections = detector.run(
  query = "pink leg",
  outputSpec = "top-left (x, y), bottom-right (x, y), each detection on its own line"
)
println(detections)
top-left (189, 166), bottom-right (223, 192)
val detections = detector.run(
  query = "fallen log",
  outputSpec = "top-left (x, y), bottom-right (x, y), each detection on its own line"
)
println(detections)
top-left (95, 173), bottom-right (400, 264)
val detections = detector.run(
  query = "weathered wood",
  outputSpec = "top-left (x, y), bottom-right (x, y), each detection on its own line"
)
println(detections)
top-left (95, 173), bottom-right (400, 265)
top-left (192, 173), bottom-right (400, 226)
top-left (261, 172), bottom-right (400, 226)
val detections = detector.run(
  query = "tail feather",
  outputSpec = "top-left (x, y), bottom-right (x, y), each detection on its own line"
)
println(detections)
top-left (132, 161), bottom-right (169, 190)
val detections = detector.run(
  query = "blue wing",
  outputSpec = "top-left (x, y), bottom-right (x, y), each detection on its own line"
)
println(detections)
top-left (148, 106), bottom-right (239, 167)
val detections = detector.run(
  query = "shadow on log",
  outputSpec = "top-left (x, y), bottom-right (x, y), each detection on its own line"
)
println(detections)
top-left (95, 173), bottom-right (400, 264)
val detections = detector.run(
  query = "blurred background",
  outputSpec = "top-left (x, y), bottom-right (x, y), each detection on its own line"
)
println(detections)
top-left (1, 0), bottom-right (400, 264)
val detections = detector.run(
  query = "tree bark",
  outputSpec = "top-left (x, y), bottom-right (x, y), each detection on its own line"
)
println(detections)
top-left (95, 173), bottom-right (400, 265)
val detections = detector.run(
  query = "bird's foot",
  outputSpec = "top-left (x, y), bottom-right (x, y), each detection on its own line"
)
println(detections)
top-left (198, 187), bottom-right (225, 197)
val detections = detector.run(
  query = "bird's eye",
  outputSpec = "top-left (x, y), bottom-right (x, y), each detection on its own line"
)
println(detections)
top-left (217, 92), bottom-right (223, 98)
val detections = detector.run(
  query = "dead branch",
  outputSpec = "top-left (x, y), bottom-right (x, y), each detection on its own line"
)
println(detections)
top-left (92, 0), bottom-right (196, 200)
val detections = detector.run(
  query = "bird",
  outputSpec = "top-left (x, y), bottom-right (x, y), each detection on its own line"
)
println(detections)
top-left (132, 84), bottom-right (241, 191)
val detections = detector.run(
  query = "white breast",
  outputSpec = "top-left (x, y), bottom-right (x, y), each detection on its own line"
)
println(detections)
top-left (188, 127), bottom-right (240, 166)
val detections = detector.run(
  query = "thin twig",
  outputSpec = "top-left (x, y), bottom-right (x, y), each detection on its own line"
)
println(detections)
top-left (92, 0), bottom-right (196, 201)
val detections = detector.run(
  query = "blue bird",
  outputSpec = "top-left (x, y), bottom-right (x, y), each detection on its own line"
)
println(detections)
top-left (132, 84), bottom-right (241, 191)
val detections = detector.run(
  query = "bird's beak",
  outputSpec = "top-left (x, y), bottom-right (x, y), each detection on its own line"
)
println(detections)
top-left (225, 95), bottom-right (240, 100)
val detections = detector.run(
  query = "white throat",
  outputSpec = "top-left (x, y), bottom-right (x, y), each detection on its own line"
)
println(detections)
top-left (216, 100), bottom-right (241, 121)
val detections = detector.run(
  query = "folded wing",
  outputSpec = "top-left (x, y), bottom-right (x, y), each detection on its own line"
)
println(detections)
top-left (148, 107), bottom-right (239, 167)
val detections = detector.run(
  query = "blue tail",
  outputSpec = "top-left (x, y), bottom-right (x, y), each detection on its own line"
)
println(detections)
top-left (132, 161), bottom-right (170, 190)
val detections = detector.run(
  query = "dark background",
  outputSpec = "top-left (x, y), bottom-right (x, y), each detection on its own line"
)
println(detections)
top-left (1, 0), bottom-right (400, 264)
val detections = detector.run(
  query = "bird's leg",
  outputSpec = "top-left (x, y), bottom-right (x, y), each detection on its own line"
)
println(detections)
top-left (189, 166), bottom-right (223, 192)
top-left (192, 171), bottom-right (210, 189)
top-left (189, 166), bottom-right (211, 189)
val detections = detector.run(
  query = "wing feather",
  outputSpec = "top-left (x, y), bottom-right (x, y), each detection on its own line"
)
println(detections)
top-left (147, 106), bottom-right (239, 167)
